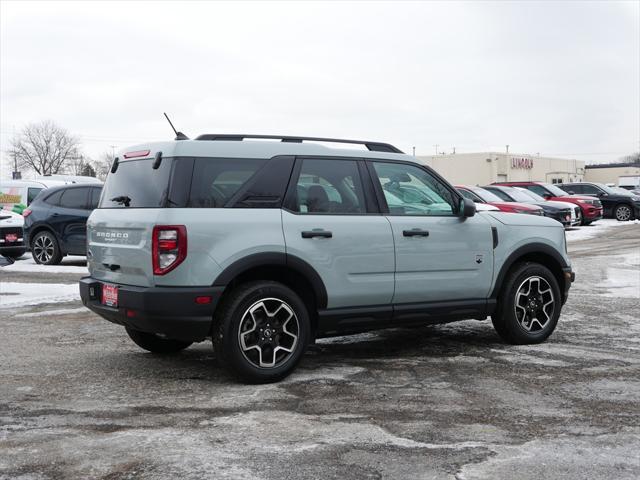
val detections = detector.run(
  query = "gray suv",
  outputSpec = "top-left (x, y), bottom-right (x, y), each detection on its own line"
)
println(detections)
top-left (79, 134), bottom-right (574, 382)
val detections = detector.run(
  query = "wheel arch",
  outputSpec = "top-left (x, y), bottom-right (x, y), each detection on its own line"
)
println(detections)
top-left (28, 224), bottom-right (60, 247)
top-left (491, 243), bottom-right (568, 301)
top-left (212, 252), bottom-right (328, 331)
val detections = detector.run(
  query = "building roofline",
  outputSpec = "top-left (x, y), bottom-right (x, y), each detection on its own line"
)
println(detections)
top-left (585, 162), bottom-right (640, 169)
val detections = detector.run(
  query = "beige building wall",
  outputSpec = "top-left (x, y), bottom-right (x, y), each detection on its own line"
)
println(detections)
top-left (584, 165), bottom-right (640, 185)
top-left (417, 152), bottom-right (585, 186)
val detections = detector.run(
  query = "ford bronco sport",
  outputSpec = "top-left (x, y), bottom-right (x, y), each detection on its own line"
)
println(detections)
top-left (80, 134), bottom-right (574, 383)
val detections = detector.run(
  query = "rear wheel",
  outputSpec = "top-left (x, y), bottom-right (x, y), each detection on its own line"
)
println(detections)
top-left (492, 262), bottom-right (561, 344)
top-left (125, 327), bottom-right (193, 353)
top-left (31, 231), bottom-right (62, 265)
top-left (614, 204), bottom-right (633, 221)
top-left (213, 281), bottom-right (310, 383)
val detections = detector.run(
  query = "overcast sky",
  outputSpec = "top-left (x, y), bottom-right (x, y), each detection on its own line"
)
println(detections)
top-left (1, 0), bottom-right (638, 177)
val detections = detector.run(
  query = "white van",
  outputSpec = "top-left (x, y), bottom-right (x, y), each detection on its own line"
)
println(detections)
top-left (35, 174), bottom-right (103, 185)
top-left (0, 179), bottom-right (64, 214)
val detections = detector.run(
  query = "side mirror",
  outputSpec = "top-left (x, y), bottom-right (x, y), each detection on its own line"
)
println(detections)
top-left (461, 198), bottom-right (476, 218)
top-left (598, 192), bottom-right (607, 197)
top-left (568, 191), bottom-right (575, 195)
top-left (543, 194), bottom-right (552, 200)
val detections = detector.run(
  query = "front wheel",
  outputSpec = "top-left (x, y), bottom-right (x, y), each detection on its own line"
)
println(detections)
top-left (492, 262), bottom-right (561, 344)
top-left (614, 204), bottom-right (633, 222)
top-left (125, 327), bottom-right (193, 353)
top-left (213, 281), bottom-right (310, 383)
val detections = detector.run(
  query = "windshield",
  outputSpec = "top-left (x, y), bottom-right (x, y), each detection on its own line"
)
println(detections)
top-left (610, 186), bottom-right (634, 196)
top-left (543, 183), bottom-right (569, 196)
top-left (471, 187), bottom-right (503, 203)
top-left (594, 183), bottom-right (619, 195)
top-left (503, 187), bottom-right (535, 202)
top-left (516, 187), bottom-right (545, 202)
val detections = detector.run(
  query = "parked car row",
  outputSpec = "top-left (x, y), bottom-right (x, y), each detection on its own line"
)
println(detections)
top-left (450, 180), bottom-right (637, 228)
top-left (0, 176), bottom-right (102, 264)
top-left (2, 173), bottom-right (637, 267)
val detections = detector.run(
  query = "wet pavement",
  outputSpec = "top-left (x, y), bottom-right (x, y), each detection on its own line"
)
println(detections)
top-left (1, 223), bottom-right (639, 479)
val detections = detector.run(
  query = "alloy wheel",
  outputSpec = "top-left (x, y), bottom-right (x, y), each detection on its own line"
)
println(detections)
top-left (238, 298), bottom-right (299, 368)
top-left (33, 235), bottom-right (55, 263)
top-left (616, 205), bottom-right (632, 221)
top-left (514, 276), bottom-right (555, 333)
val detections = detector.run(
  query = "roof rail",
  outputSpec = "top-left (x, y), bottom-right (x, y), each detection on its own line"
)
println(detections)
top-left (193, 134), bottom-right (404, 154)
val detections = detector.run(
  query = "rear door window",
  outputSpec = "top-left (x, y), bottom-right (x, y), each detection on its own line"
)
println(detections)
top-left (292, 159), bottom-right (366, 214)
top-left (188, 158), bottom-right (266, 207)
top-left (59, 188), bottom-right (89, 209)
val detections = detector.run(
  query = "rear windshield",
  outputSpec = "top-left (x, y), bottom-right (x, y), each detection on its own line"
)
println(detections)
top-left (99, 156), bottom-right (267, 209)
top-left (99, 158), bottom-right (173, 208)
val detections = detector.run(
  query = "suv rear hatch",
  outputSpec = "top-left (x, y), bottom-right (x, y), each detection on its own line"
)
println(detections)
top-left (87, 154), bottom-right (175, 287)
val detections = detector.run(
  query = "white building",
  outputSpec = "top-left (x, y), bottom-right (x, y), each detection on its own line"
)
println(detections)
top-left (417, 152), bottom-right (585, 186)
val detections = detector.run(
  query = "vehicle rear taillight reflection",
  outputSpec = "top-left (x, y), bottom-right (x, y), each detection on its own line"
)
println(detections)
top-left (152, 225), bottom-right (187, 275)
top-left (22, 209), bottom-right (32, 218)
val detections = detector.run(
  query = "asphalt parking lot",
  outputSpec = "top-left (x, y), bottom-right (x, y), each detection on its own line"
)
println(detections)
top-left (1, 219), bottom-right (639, 480)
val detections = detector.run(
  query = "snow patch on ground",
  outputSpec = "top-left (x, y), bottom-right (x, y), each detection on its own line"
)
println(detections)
top-left (566, 218), bottom-right (639, 243)
top-left (0, 282), bottom-right (79, 309)
top-left (3, 255), bottom-right (88, 274)
top-left (600, 249), bottom-right (640, 299)
top-left (14, 307), bottom-right (88, 318)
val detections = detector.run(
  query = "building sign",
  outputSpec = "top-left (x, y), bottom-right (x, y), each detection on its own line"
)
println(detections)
top-left (511, 157), bottom-right (534, 169)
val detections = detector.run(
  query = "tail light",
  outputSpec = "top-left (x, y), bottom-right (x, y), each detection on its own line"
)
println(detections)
top-left (22, 209), bottom-right (32, 218)
top-left (152, 225), bottom-right (187, 275)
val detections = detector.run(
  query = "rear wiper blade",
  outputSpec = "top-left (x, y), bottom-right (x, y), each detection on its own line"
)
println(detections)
top-left (110, 195), bottom-right (131, 207)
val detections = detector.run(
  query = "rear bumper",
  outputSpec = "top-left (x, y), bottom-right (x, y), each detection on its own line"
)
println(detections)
top-left (79, 277), bottom-right (224, 341)
top-left (0, 227), bottom-right (25, 251)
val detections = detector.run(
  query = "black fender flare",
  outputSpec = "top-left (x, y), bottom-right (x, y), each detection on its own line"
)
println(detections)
top-left (212, 252), bottom-right (328, 309)
top-left (490, 242), bottom-right (569, 299)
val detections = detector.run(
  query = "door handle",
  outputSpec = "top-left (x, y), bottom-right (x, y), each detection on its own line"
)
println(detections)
top-left (403, 229), bottom-right (429, 237)
top-left (301, 230), bottom-right (332, 239)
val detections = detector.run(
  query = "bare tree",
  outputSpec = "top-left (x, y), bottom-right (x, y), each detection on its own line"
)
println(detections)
top-left (92, 151), bottom-right (115, 181)
top-left (619, 152), bottom-right (640, 164)
top-left (10, 120), bottom-right (80, 175)
top-left (66, 154), bottom-right (90, 176)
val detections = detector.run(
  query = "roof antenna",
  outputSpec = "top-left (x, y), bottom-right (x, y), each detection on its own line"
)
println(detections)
top-left (163, 112), bottom-right (189, 140)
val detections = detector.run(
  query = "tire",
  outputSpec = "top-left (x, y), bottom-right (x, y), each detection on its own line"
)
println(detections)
top-left (125, 327), bottom-right (193, 353)
top-left (614, 204), bottom-right (633, 222)
top-left (213, 281), bottom-right (310, 383)
top-left (31, 231), bottom-right (62, 265)
top-left (491, 262), bottom-right (562, 345)
top-left (581, 217), bottom-right (591, 226)
top-left (3, 248), bottom-right (26, 259)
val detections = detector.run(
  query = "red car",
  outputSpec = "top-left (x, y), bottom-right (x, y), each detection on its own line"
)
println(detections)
top-left (493, 181), bottom-right (603, 225)
top-left (455, 185), bottom-right (544, 215)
